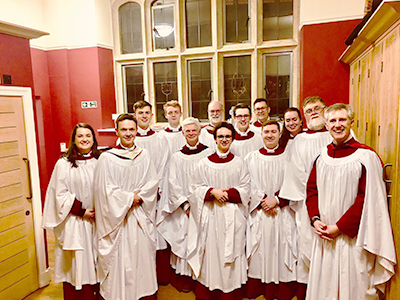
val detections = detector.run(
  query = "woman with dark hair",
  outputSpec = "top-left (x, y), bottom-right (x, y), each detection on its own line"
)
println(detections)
top-left (42, 123), bottom-right (101, 300)
top-left (280, 107), bottom-right (303, 149)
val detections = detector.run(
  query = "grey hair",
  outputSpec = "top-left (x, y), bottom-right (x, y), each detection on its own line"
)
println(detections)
top-left (302, 96), bottom-right (326, 108)
top-left (324, 103), bottom-right (355, 121)
top-left (182, 117), bottom-right (202, 131)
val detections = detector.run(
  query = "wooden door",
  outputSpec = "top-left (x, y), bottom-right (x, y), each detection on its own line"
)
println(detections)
top-left (0, 96), bottom-right (39, 299)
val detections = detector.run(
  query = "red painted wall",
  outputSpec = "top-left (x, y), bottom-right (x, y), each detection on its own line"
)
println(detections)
top-left (0, 33), bottom-right (34, 88)
top-left (31, 46), bottom-right (117, 201)
top-left (300, 19), bottom-right (361, 107)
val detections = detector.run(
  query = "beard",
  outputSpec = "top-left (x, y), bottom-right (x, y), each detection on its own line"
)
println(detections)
top-left (307, 117), bottom-right (325, 131)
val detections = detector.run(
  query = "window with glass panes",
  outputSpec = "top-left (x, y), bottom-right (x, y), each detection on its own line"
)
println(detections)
top-left (114, 0), bottom-right (297, 123)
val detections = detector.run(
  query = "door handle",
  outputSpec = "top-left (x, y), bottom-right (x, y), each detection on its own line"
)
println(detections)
top-left (23, 158), bottom-right (33, 200)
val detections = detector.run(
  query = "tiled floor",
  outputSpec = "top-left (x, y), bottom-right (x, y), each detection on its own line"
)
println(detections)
top-left (22, 231), bottom-right (266, 300)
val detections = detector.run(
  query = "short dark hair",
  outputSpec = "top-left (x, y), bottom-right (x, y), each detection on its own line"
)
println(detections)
top-left (262, 119), bottom-right (280, 131)
top-left (115, 113), bottom-right (137, 129)
top-left (213, 121), bottom-right (236, 140)
top-left (133, 100), bottom-right (152, 112)
top-left (233, 103), bottom-right (251, 117)
top-left (254, 98), bottom-right (268, 107)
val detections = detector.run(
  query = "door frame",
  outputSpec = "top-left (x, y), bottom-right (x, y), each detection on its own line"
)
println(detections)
top-left (0, 86), bottom-right (50, 288)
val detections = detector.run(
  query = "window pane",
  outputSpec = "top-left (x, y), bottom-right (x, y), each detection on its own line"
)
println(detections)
top-left (186, 0), bottom-right (212, 48)
top-left (264, 54), bottom-right (291, 117)
top-left (225, 0), bottom-right (249, 43)
top-left (224, 56), bottom-right (251, 120)
top-left (263, 0), bottom-right (293, 41)
top-left (154, 61), bottom-right (178, 122)
top-left (153, 5), bottom-right (175, 50)
top-left (189, 60), bottom-right (212, 121)
top-left (123, 65), bottom-right (144, 113)
top-left (119, 2), bottom-right (142, 54)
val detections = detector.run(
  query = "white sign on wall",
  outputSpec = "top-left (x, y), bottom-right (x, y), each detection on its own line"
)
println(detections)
top-left (81, 101), bottom-right (97, 108)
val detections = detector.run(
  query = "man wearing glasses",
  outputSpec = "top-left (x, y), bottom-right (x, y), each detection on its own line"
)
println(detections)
top-left (278, 96), bottom-right (333, 300)
top-left (199, 101), bottom-right (224, 151)
top-left (187, 122), bottom-right (250, 300)
top-left (250, 98), bottom-right (271, 134)
top-left (230, 103), bottom-right (263, 158)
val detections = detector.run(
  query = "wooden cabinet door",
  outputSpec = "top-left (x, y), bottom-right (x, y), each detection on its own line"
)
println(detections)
top-left (0, 96), bottom-right (39, 299)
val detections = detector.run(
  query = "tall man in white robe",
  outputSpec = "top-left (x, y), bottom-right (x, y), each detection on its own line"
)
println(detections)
top-left (187, 122), bottom-right (250, 300)
top-left (250, 98), bottom-right (271, 135)
top-left (199, 101), bottom-right (224, 151)
top-left (94, 114), bottom-right (159, 300)
top-left (245, 120), bottom-right (297, 300)
top-left (158, 100), bottom-right (185, 154)
top-left (305, 103), bottom-right (396, 299)
top-left (133, 100), bottom-right (171, 285)
top-left (230, 103), bottom-right (263, 158)
top-left (157, 117), bottom-right (213, 293)
top-left (278, 96), bottom-right (332, 299)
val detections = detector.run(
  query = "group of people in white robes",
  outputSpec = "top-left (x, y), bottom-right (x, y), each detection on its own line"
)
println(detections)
top-left (42, 97), bottom-right (396, 300)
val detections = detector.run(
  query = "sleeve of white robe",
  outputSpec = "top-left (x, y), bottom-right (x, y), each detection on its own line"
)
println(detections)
top-left (42, 158), bottom-right (76, 230)
top-left (357, 150), bottom-right (396, 292)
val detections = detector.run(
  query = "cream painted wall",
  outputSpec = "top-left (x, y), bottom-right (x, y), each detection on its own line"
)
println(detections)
top-left (0, 0), bottom-right (113, 49)
top-left (300, 0), bottom-right (365, 28)
top-left (0, 0), bottom-right (46, 31)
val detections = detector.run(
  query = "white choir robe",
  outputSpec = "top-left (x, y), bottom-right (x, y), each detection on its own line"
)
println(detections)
top-left (94, 148), bottom-right (159, 300)
top-left (230, 131), bottom-right (263, 159)
top-left (306, 148), bottom-right (396, 300)
top-left (187, 154), bottom-right (250, 293)
top-left (157, 145), bottom-right (213, 276)
top-left (279, 130), bottom-right (332, 283)
top-left (245, 150), bottom-right (297, 284)
top-left (158, 128), bottom-right (186, 156)
top-left (135, 131), bottom-right (170, 249)
top-left (199, 127), bottom-right (216, 152)
top-left (42, 157), bottom-right (98, 289)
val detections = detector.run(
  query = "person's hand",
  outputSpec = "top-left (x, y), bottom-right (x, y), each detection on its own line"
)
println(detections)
top-left (132, 189), bottom-right (142, 207)
top-left (260, 197), bottom-right (278, 212)
top-left (186, 207), bottom-right (190, 217)
top-left (266, 207), bottom-right (278, 216)
top-left (211, 189), bottom-right (229, 203)
top-left (83, 209), bottom-right (95, 221)
top-left (314, 220), bottom-right (340, 241)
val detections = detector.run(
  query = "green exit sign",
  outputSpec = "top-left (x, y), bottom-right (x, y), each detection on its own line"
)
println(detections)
top-left (81, 101), bottom-right (97, 108)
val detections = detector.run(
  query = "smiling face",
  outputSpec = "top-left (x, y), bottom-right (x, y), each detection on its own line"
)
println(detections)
top-left (182, 123), bottom-right (200, 146)
top-left (284, 110), bottom-right (302, 136)
top-left (261, 124), bottom-right (281, 149)
top-left (116, 119), bottom-right (137, 148)
top-left (208, 102), bottom-right (223, 125)
top-left (233, 108), bottom-right (251, 132)
top-left (304, 101), bottom-right (326, 131)
top-left (134, 106), bottom-right (153, 130)
top-left (254, 101), bottom-right (270, 123)
top-left (325, 109), bottom-right (353, 146)
top-left (215, 127), bottom-right (233, 153)
top-left (164, 106), bottom-right (182, 127)
top-left (75, 128), bottom-right (94, 154)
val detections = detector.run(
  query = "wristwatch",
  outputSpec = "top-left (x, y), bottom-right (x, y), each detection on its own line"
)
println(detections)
top-left (310, 215), bottom-right (320, 227)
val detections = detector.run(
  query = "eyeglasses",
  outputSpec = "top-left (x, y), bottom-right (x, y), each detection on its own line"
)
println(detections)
top-left (235, 114), bottom-right (251, 120)
top-left (254, 107), bottom-right (267, 112)
top-left (217, 135), bottom-right (232, 140)
top-left (305, 106), bottom-right (325, 115)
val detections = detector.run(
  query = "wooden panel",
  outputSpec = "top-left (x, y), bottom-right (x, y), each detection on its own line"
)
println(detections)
top-left (0, 209), bottom-right (25, 232)
top-left (0, 274), bottom-right (32, 300)
top-left (0, 141), bottom-right (19, 158)
top-left (0, 156), bottom-right (20, 173)
top-left (0, 127), bottom-right (18, 143)
top-left (0, 223), bottom-right (25, 248)
top-left (0, 250), bottom-right (29, 285)
top-left (0, 169), bottom-right (22, 189)
top-left (0, 98), bottom-right (15, 113)
top-left (357, 54), bottom-right (369, 144)
top-left (0, 183), bottom-right (23, 202)
top-left (0, 113), bottom-right (16, 128)
top-left (0, 237), bottom-right (28, 267)
top-left (0, 197), bottom-right (23, 216)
